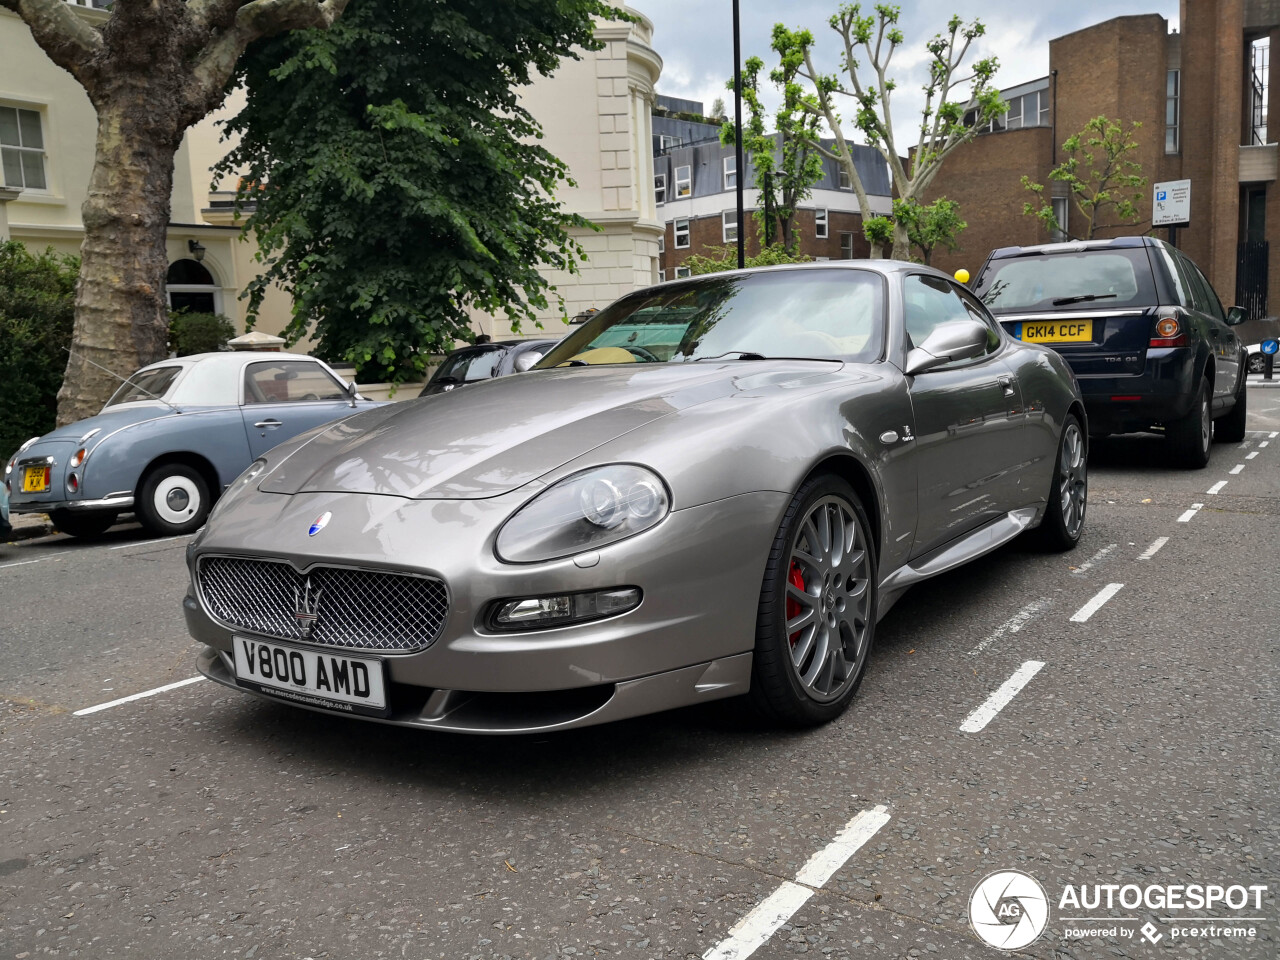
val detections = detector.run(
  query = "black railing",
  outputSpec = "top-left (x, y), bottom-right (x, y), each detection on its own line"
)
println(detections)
top-left (1236, 239), bottom-right (1269, 320)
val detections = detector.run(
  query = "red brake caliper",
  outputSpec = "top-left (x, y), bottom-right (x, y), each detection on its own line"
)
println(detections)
top-left (786, 562), bottom-right (806, 646)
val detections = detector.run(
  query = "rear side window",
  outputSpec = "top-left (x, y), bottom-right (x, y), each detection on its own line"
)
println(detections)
top-left (976, 248), bottom-right (1157, 312)
top-left (1183, 258), bottom-right (1226, 320)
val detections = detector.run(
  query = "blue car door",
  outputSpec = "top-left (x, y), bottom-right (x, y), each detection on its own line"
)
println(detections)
top-left (240, 359), bottom-right (358, 459)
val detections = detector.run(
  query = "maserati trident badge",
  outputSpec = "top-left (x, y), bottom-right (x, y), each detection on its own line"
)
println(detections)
top-left (308, 511), bottom-right (332, 536)
top-left (294, 576), bottom-right (323, 640)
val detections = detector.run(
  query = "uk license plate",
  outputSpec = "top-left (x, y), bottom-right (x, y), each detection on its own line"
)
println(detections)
top-left (233, 637), bottom-right (389, 716)
top-left (1018, 320), bottom-right (1093, 343)
top-left (22, 465), bottom-right (50, 493)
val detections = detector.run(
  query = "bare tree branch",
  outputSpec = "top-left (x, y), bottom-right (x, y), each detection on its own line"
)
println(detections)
top-left (0, 0), bottom-right (103, 81)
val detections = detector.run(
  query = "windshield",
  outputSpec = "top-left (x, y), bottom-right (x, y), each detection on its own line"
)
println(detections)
top-left (975, 249), bottom-right (1157, 312)
top-left (537, 269), bottom-right (885, 368)
top-left (104, 366), bottom-right (182, 407)
top-left (432, 348), bottom-right (503, 383)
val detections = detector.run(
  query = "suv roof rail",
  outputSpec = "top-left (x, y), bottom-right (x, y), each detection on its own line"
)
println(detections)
top-left (991, 236), bottom-right (1149, 258)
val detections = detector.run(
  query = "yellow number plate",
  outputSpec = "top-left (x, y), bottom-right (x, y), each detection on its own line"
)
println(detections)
top-left (1019, 320), bottom-right (1093, 343)
top-left (22, 465), bottom-right (49, 492)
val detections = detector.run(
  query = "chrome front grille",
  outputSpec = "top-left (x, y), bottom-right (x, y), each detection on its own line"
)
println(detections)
top-left (198, 556), bottom-right (449, 652)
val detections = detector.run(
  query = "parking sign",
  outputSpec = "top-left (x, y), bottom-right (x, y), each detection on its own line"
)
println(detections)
top-left (1153, 180), bottom-right (1191, 227)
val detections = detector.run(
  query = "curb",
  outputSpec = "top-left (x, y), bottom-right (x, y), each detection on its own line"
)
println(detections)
top-left (2, 515), bottom-right (56, 544)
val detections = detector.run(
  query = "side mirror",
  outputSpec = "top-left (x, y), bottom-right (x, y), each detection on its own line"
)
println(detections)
top-left (514, 352), bottom-right (543, 373)
top-left (905, 319), bottom-right (991, 375)
top-left (1225, 305), bottom-right (1247, 326)
top-left (345, 380), bottom-right (362, 406)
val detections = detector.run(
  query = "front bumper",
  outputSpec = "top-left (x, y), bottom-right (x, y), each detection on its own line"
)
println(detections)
top-left (184, 487), bottom-right (788, 733)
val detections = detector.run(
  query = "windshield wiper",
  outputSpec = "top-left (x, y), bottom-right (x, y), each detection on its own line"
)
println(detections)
top-left (692, 351), bottom-right (768, 362)
top-left (1051, 294), bottom-right (1118, 306)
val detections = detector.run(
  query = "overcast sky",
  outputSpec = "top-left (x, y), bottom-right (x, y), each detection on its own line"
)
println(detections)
top-left (635, 0), bottom-right (1181, 148)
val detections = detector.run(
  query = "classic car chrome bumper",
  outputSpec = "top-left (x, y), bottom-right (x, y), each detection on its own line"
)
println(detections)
top-left (9, 494), bottom-right (134, 514)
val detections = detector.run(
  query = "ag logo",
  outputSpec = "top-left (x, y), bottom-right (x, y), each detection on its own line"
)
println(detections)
top-left (969, 869), bottom-right (1049, 951)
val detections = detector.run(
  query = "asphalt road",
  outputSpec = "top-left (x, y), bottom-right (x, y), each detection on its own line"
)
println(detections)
top-left (1, 386), bottom-right (1277, 960)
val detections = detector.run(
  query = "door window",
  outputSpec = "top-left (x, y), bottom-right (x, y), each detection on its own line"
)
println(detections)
top-left (903, 274), bottom-right (999, 359)
top-left (244, 361), bottom-right (347, 404)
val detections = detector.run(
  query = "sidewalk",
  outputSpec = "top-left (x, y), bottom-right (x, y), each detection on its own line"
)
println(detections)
top-left (3, 512), bottom-right (55, 543)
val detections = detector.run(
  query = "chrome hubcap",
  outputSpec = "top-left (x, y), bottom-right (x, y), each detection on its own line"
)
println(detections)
top-left (1199, 394), bottom-right (1211, 453)
top-left (1058, 423), bottom-right (1087, 538)
top-left (784, 496), bottom-right (871, 702)
top-left (153, 475), bottom-right (201, 525)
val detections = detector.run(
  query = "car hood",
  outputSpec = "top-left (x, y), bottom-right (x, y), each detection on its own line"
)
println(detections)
top-left (259, 361), bottom-right (841, 500)
top-left (26, 404), bottom-right (179, 447)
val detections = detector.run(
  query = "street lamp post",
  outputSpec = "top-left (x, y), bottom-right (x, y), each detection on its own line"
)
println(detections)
top-left (733, 0), bottom-right (745, 269)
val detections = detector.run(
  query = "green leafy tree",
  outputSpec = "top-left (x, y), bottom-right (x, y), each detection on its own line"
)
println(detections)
top-left (217, 0), bottom-right (618, 385)
top-left (168, 311), bottom-right (237, 357)
top-left (2, 0), bottom-right (354, 425)
top-left (682, 243), bottom-right (811, 276)
top-left (895, 197), bottom-right (966, 265)
top-left (1022, 116), bottom-right (1147, 241)
top-left (0, 242), bottom-right (78, 458)
top-left (777, 5), bottom-right (1004, 259)
top-left (709, 96), bottom-right (727, 121)
top-left (721, 34), bottom-right (824, 254)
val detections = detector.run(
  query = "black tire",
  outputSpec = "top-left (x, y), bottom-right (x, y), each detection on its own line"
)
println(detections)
top-left (136, 464), bottom-right (211, 536)
top-left (1167, 376), bottom-right (1212, 469)
top-left (49, 509), bottom-right (118, 538)
top-left (1247, 353), bottom-right (1265, 375)
top-left (1214, 371), bottom-right (1247, 444)
top-left (1032, 413), bottom-right (1087, 552)
top-left (750, 474), bottom-right (877, 727)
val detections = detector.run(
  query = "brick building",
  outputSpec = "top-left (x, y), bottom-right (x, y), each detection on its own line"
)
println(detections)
top-left (651, 97), bottom-right (892, 277)
top-left (925, 0), bottom-right (1280, 320)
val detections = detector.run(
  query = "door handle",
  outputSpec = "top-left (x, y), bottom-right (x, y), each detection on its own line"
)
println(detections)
top-left (254, 419), bottom-right (282, 429)
top-left (998, 376), bottom-right (1016, 397)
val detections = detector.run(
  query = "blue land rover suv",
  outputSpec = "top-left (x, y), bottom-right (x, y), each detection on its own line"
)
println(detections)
top-left (972, 237), bottom-right (1248, 468)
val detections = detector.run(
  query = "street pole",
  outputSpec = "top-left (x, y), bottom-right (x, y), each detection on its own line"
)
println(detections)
top-left (733, 0), bottom-right (745, 270)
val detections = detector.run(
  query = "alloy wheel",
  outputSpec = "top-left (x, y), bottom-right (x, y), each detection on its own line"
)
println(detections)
top-left (1058, 421), bottom-right (1087, 539)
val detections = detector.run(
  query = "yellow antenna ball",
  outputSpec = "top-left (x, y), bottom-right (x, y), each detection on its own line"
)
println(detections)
top-left (954, 268), bottom-right (970, 284)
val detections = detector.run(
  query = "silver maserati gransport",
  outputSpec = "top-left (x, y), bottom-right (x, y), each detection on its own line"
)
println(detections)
top-left (184, 262), bottom-right (1087, 733)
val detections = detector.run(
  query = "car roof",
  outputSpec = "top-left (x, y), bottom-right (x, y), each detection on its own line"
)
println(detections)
top-left (988, 236), bottom-right (1151, 260)
top-left (648, 259), bottom-right (951, 288)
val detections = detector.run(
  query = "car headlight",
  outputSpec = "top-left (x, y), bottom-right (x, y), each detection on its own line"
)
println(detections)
top-left (495, 464), bottom-right (670, 563)
top-left (206, 458), bottom-right (269, 524)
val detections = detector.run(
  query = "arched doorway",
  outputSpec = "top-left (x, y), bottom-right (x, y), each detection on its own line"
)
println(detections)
top-left (166, 258), bottom-right (220, 314)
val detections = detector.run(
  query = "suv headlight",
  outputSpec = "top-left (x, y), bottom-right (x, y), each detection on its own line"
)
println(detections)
top-left (496, 464), bottom-right (670, 563)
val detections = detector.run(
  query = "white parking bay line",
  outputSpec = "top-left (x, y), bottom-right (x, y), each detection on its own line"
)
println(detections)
top-left (1138, 537), bottom-right (1169, 560)
top-left (959, 661), bottom-right (1046, 734)
top-left (1207, 481), bottom-right (1228, 495)
top-left (968, 598), bottom-right (1050, 656)
top-left (1071, 543), bottom-right (1116, 575)
top-left (74, 676), bottom-right (205, 716)
top-left (1261, 441), bottom-right (1271, 449)
top-left (1177, 503), bottom-right (1204, 522)
top-left (1271, 432), bottom-right (1279, 439)
top-left (1247, 451), bottom-right (1260, 460)
top-left (702, 805), bottom-right (891, 960)
top-left (0, 559), bottom-right (43, 570)
top-left (109, 535), bottom-right (191, 551)
top-left (1230, 464), bottom-right (1245, 475)
top-left (1070, 583), bottom-right (1125, 622)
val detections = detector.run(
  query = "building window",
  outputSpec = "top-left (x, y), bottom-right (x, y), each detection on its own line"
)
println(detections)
top-left (659, 134), bottom-right (683, 151)
top-left (674, 218), bottom-right (690, 249)
top-left (1251, 37), bottom-right (1270, 145)
top-left (166, 258), bottom-right (221, 315)
top-left (723, 155), bottom-right (737, 190)
top-left (1051, 196), bottom-right (1069, 242)
top-left (837, 165), bottom-right (851, 190)
top-left (675, 165), bottom-right (692, 198)
top-left (839, 232), bottom-right (854, 259)
top-left (657, 234), bottom-right (664, 254)
top-left (815, 207), bottom-right (828, 239)
top-left (675, 266), bottom-right (692, 279)
top-left (658, 269), bottom-right (666, 282)
top-left (1166, 69), bottom-right (1181, 154)
top-left (654, 174), bottom-right (666, 205)
top-left (722, 210), bottom-right (738, 243)
top-left (0, 105), bottom-right (47, 191)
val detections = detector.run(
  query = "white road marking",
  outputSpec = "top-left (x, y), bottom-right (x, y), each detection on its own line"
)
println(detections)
top-left (1070, 583), bottom-right (1125, 622)
top-left (1071, 543), bottom-right (1116, 575)
top-left (1271, 432), bottom-right (1279, 438)
top-left (1207, 481), bottom-right (1228, 495)
top-left (0, 551), bottom-right (73, 569)
top-left (1177, 503), bottom-right (1204, 522)
top-left (1239, 439), bottom-right (1253, 449)
top-left (108, 534), bottom-right (191, 551)
top-left (959, 661), bottom-right (1046, 733)
top-left (794, 805), bottom-right (893, 887)
top-left (968, 599), bottom-right (1050, 656)
top-left (73, 676), bottom-right (205, 716)
top-left (1230, 464), bottom-right (1245, 475)
top-left (1247, 451), bottom-right (1260, 460)
top-left (1138, 537), bottom-right (1169, 560)
top-left (1261, 441), bottom-right (1270, 449)
top-left (702, 805), bottom-right (891, 960)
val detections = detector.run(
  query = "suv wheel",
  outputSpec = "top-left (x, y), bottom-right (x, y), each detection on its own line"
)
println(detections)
top-left (1167, 377), bottom-right (1212, 469)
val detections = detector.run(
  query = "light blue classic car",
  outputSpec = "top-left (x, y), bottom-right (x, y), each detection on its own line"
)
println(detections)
top-left (4, 352), bottom-right (380, 538)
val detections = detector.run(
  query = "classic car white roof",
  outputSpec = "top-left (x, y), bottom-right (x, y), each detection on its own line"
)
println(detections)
top-left (109, 352), bottom-right (339, 409)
